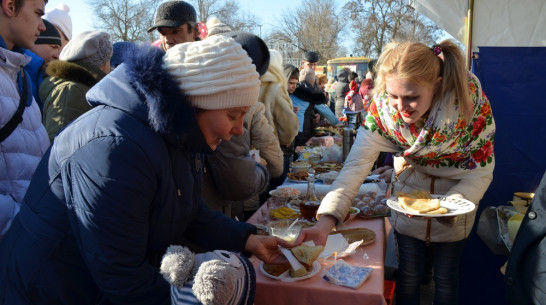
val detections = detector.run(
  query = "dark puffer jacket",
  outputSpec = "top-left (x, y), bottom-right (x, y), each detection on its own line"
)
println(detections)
top-left (0, 45), bottom-right (256, 305)
top-left (333, 69), bottom-right (350, 117)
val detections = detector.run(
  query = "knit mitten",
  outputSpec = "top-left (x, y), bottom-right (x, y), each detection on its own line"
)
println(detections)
top-left (193, 250), bottom-right (255, 305)
top-left (160, 247), bottom-right (255, 305)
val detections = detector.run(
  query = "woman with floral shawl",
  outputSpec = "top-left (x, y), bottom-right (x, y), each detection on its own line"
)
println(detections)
top-left (300, 40), bottom-right (495, 305)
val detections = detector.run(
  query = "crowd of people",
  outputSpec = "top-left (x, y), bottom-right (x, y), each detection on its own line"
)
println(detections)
top-left (8, 0), bottom-right (539, 305)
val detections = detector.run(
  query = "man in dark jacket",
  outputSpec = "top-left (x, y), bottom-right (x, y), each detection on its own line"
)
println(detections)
top-left (0, 35), bottom-right (289, 305)
top-left (333, 68), bottom-right (350, 118)
top-left (291, 67), bottom-right (328, 147)
top-left (505, 171), bottom-right (546, 305)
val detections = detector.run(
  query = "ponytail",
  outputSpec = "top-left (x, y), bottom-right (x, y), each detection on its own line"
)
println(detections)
top-left (437, 40), bottom-right (473, 119)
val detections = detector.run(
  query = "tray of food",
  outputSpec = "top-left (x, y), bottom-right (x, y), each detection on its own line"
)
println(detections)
top-left (312, 161), bottom-right (343, 174)
top-left (353, 191), bottom-right (391, 218)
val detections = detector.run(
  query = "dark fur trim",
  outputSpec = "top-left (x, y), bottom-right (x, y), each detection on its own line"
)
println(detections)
top-left (122, 44), bottom-right (194, 136)
top-left (45, 60), bottom-right (105, 88)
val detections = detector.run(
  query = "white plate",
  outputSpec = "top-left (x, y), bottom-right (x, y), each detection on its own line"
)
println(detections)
top-left (286, 202), bottom-right (300, 213)
top-left (386, 195), bottom-right (475, 217)
top-left (260, 261), bottom-right (321, 282)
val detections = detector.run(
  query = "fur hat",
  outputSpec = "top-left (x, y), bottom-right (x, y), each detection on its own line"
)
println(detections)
top-left (219, 31), bottom-right (270, 76)
top-left (148, 0), bottom-right (197, 33)
top-left (35, 19), bottom-right (61, 46)
top-left (43, 3), bottom-right (72, 40)
top-left (303, 51), bottom-right (319, 63)
top-left (60, 31), bottom-right (113, 68)
top-left (299, 68), bottom-right (316, 84)
top-left (163, 35), bottom-right (260, 110)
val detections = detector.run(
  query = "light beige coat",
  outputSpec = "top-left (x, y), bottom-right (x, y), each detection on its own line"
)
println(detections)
top-left (258, 65), bottom-right (299, 146)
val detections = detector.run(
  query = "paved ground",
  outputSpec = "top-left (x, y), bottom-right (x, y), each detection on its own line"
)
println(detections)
top-left (384, 267), bottom-right (435, 305)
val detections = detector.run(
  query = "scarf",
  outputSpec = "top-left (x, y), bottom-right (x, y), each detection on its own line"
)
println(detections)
top-left (363, 73), bottom-right (495, 170)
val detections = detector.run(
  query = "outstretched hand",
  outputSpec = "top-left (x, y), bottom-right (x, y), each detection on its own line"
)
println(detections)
top-left (244, 235), bottom-right (292, 265)
top-left (295, 215), bottom-right (337, 246)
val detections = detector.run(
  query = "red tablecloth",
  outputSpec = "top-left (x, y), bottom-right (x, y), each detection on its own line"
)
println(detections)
top-left (247, 203), bottom-right (388, 305)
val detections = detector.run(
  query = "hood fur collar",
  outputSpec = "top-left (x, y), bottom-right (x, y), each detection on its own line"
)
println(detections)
top-left (120, 44), bottom-right (194, 137)
top-left (45, 60), bottom-right (106, 88)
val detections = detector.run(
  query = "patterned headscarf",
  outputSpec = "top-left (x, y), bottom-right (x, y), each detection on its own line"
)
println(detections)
top-left (363, 73), bottom-right (495, 170)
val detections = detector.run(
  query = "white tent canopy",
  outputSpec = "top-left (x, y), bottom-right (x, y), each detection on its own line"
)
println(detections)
top-left (409, 0), bottom-right (546, 51)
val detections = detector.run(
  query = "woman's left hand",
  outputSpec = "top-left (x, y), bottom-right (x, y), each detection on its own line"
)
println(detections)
top-left (244, 235), bottom-right (292, 265)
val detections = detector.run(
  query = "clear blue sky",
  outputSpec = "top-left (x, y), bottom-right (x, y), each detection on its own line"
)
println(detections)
top-left (44, 0), bottom-right (451, 55)
top-left (45, 0), bottom-right (306, 38)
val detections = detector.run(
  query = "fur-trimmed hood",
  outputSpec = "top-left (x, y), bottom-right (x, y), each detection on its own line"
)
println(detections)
top-left (45, 60), bottom-right (107, 88)
top-left (86, 44), bottom-right (194, 138)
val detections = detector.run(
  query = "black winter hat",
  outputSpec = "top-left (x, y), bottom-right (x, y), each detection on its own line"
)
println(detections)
top-left (35, 19), bottom-right (61, 46)
top-left (148, 1), bottom-right (197, 33)
top-left (303, 51), bottom-right (319, 63)
top-left (220, 31), bottom-right (270, 76)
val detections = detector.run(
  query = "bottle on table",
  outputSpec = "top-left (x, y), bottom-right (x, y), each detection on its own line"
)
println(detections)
top-left (300, 168), bottom-right (321, 221)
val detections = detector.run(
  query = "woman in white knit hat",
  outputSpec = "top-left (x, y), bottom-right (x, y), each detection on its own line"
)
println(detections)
top-left (0, 34), bottom-right (291, 304)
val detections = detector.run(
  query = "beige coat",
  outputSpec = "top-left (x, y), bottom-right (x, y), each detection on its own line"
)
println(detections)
top-left (318, 126), bottom-right (494, 242)
top-left (258, 65), bottom-right (299, 146)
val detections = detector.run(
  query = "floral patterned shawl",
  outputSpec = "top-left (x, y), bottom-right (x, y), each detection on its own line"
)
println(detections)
top-left (363, 73), bottom-right (495, 170)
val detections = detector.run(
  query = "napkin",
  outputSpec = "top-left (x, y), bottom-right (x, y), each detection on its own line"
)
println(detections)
top-left (323, 259), bottom-right (373, 289)
top-left (320, 234), bottom-right (364, 259)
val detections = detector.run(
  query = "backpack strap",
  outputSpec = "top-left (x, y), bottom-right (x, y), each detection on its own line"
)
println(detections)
top-left (0, 67), bottom-right (28, 143)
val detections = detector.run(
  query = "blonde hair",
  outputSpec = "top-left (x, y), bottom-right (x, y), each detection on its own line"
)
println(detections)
top-left (316, 73), bottom-right (327, 85)
top-left (374, 40), bottom-right (472, 119)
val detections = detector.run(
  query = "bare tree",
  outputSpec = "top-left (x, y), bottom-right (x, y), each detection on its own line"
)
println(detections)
top-left (344, 0), bottom-right (442, 57)
top-left (188, 0), bottom-right (261, 33)
top-left (87, 0), bottom-right (161, 42)
top-left (266, 0), bottom-right (345, 66)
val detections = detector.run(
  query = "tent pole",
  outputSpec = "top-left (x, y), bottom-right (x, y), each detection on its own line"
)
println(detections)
top-left (466, 0), bottom-right (474, 70)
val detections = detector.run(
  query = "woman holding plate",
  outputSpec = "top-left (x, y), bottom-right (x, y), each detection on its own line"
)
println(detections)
top-left (300, 40), bottom-right (495, 305)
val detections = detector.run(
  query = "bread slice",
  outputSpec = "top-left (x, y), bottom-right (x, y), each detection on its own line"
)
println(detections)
top-left (263, 263), bottom-right (290, 277)
top-left (290, 244), bottom-right (324, 268)
top-left (289, 266), bottom-right (309, 277)
top-left (399, 197), bottom-right (441, 214)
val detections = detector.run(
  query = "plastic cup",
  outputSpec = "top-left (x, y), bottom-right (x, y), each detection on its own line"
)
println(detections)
top-left (268, 220), bottom-right (302, 243)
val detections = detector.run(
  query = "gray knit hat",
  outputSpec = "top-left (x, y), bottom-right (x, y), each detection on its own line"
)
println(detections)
top-left (59, 31), bottom-right (113, 68)
top-left (299, 68), bottom-right (316, 84)
top-left (148, 0), bottom-right (197, 33)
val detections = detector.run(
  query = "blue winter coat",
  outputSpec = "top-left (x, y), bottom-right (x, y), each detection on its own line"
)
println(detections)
top-left (0, 45), bottom-right (256, 305)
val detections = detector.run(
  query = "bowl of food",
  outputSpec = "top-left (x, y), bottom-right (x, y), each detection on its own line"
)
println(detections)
top-left (343, 206), bottom-right (360, 223)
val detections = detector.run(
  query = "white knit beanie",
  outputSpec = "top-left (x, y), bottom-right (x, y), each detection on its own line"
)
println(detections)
top-left (43, 3), bottom-right (72, 40)
top-left (163, 35), bottom-right (260, 110)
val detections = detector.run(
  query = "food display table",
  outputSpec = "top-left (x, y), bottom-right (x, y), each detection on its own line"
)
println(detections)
top-left (246, 199), bottom-right (388, 305)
